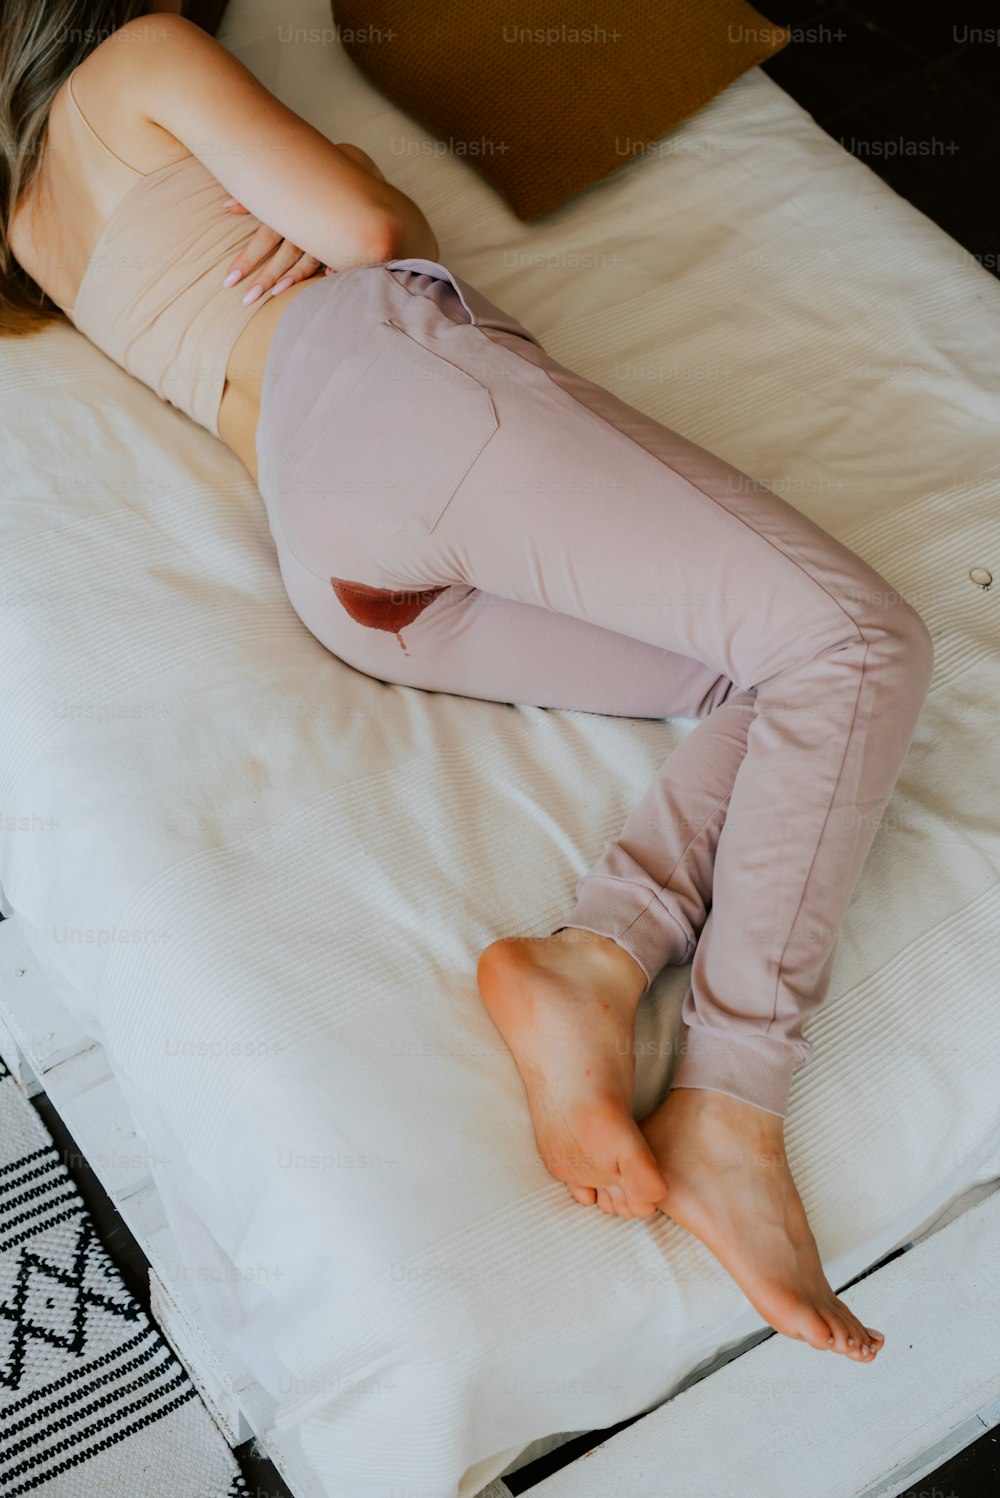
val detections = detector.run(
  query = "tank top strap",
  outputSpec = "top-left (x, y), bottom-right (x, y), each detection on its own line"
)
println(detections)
top-left (65, 66), bottom-right (145, 178)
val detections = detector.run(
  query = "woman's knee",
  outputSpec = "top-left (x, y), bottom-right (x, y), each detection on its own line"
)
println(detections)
top-left (863, 591), bottom-right (935, 707)
top-left (833, 552), bottom-right (933, 687)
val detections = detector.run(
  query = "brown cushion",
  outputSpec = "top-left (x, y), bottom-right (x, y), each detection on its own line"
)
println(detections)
top-left (331, 1), bottom-right (790, 220)
top-left (183, 0), bottom-right (230, 35)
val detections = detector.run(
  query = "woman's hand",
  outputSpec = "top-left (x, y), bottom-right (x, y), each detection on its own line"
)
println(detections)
top-left (220, 199), bottom-right (335, 303)
top-left (220, 145), bottom-right (387, 302)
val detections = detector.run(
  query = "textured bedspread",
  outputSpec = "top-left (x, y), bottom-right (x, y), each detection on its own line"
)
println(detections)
top-left (1, 1), bottom-right (998, 1494)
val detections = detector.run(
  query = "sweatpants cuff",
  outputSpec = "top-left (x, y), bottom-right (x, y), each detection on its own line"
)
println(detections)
top-left (556, 878), bottom-right (691, 997)
top-left (671, 1027), bottom-right (800, 1117)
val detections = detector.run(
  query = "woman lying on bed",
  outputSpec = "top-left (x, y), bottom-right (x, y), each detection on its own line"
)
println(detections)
top-left (2, 0), bottom-right (924, 1364)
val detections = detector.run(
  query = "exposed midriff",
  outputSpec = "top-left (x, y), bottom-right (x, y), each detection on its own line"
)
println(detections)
top-left (216, 270), bottom-right (330, 483)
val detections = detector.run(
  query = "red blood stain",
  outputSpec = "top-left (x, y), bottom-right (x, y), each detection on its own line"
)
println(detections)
top-left (330, 577), bottom-right (448, 655)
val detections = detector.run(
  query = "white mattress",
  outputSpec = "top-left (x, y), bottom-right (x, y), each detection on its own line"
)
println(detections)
top-left (2, 1), bottom-right (999, 1494)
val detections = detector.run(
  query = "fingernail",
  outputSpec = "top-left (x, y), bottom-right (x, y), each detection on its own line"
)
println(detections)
top-left (242, 284), bottom-right (264, 305)
top-left (269, 276), bottom-right (294, 296)
top-left (847, 1337), bottom-right (855, 1346)
top-left (223, 268), bottom-right (242, 287)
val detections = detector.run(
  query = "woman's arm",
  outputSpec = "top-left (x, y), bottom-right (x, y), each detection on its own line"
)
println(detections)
top-left (334, 143), bottom-right (389, 184)
top-left (218, 206), bottom-right (328, 301)
top-left (218, 143), bottom-right (407, 302)
top-left (120, 12), bottom-right (437, 267)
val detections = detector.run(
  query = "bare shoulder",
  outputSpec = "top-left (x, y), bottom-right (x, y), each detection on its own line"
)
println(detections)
top-left (71, 14), bottom-right (301, 179)
top-left (64, 13), bottom-right (218, 170)
top-left (115, 10), bottom-right (233, 77)
top-left (75, 12), bottom-right (235, 127)
top-left (73, 13), bottom-right (424, 272)
top-left (99, 12), bottom-right (330, 159)
top-left (73, 12), bottom-right (209, 87)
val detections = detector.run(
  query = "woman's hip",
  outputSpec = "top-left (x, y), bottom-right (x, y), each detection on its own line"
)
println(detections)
top-left (255, 257), bottom-right (925, 692)
top-left (255, 255), bottom-right (547, 588)
top-left (256, 256), bottom-right (541, 489)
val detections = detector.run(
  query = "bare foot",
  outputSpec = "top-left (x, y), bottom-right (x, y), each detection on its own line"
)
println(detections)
top-left (477, 930), bottom-right (668, 1218)
top-left (640, 1088), bottom-right (886, 1362)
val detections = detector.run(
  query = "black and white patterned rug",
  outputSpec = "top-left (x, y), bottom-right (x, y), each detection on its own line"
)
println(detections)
top-left (0, 1052), bottom-right (248, 1496)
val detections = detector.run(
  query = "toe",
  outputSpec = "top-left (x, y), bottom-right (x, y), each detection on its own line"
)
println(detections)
top-left (605, 1183), bottom-right (634, 1220)
top-left (821, 1297), bottom-right (878, 1360)
top-left (843, 1314), bottom-right (877, 1360)
top-left (595, 1188), bottom-right (615, 1214)
top-left (822, 1309), bottom-right (855, 1357)
top-left (623, 1191), bottom-right (659, 1220)
top-left (620, 1142), bottom-right (668, 1206)
top-left (842, 1324), bottom-right (872, 1359)
top-left (799, 1306), bottom-right (840, 1352)
top-left (568, 1184), bottom-right (597, 1207)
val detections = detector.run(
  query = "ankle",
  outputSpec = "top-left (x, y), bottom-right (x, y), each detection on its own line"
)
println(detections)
top-left (673, 1085), bottom-right (787, 1137)
top-left (550, 927), bottom-right (648, 999)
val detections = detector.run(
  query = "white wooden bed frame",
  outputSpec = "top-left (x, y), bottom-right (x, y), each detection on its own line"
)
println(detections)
top-left (1, 914), bottom-right (997, 1498)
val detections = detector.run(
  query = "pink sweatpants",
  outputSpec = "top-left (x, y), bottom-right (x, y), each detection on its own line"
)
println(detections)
top-left (256, 258), bottom-right (935, 1117)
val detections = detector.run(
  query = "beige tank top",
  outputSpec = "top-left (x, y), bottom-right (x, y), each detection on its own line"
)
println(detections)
top-left (46, 67), bottom-right (279, 437)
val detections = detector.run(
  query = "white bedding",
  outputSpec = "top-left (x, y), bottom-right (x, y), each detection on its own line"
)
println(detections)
top-left (2, 1), bottom-right (999, 1494)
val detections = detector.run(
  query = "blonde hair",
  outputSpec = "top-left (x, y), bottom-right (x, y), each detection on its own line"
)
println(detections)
top-left (0, 1), bottom-right (153, 334)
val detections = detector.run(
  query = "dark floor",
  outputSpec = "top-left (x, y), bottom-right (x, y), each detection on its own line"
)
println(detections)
top-left (6, 6), bottom-right (999, 1496)
top-left (759, 2), bottom-right (1000, 278)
